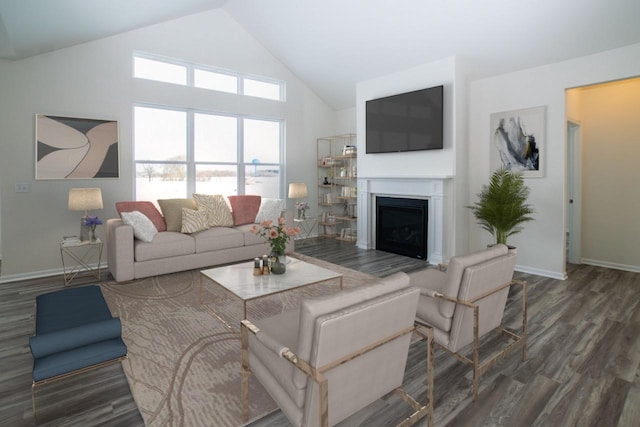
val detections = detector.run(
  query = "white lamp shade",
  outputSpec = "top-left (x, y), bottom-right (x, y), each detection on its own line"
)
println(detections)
top-left (68, 188), bottom-right (104, 211)
top-left (288, 183), bottom-right (308, 199)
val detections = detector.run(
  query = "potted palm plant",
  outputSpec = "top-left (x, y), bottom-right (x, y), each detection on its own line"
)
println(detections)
top-left (468, 168), bottom-right (535, 246)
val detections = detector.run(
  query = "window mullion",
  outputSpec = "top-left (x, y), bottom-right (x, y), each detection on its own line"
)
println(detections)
top-left (186, 111), bottom-right (195, 196)
top-left (237, 117), bottom-right (245, 195)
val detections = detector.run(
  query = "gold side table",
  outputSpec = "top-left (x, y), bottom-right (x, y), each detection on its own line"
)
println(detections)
top-left (293, 217), bottom-right (318, 243)
top-left (60, 238), bottom-right (103, 286)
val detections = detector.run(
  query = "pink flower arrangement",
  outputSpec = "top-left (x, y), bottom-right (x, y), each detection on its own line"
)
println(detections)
top-left (250, 217), bottom-right (300, 253)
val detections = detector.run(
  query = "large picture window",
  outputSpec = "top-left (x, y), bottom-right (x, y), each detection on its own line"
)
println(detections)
top-left (134, 105), bottom-right (282, 201)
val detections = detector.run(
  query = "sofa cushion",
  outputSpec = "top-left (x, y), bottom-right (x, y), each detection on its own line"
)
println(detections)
top-left (228, 195), bottom-right (261, 226)
top-left (181, 208), bottom-right (209, 233)
top-left (235, 223), bottom-right (268, 246)
top-left (35, 285), bottom-right (113, 334)
top-left (121, 210), bottom-right (158, 242)
top-left (134, 231), bottom-right (195, 262)
top-left (193, 193), bottom-right (234, 227)
top-left (158, 199), bottom-right (198, 232)
top-left (116, 201), bottom-right (166, 232)
top-left (255, 198), bottom-right (284, 224)
top-left (193, 227), bottom-right (245, 252)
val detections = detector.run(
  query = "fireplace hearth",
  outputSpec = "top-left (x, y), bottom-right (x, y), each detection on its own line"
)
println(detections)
top-left (376, 197), bottom-right (428, 259)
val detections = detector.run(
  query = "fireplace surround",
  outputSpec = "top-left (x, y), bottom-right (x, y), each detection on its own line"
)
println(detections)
top-left (357, 176), bottom-right (451, 265)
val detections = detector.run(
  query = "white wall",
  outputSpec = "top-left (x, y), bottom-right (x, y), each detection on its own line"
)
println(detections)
top-left (335, 107), bottom-right (356, 135)
top-left (355, 57), bottom-right (465, 258)
top-left (0, 9), bottom-right (335, 280)
top-left (468, 43), bottom-right (640, 279)
top-left (579, 79), bottom-right (640, 270)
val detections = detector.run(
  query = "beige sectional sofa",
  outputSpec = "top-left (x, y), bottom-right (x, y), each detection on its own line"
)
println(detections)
top-left (106, 196), bottom-right (293, 282)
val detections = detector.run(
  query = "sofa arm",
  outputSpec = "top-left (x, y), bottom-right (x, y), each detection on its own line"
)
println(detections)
top-left (30, 318), bottom-right (122, 358)
top-left (106, 218), bottom-right (135, 282)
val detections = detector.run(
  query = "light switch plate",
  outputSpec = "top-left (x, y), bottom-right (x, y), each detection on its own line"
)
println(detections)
top-left (15, 182), bottom-right (29, 193)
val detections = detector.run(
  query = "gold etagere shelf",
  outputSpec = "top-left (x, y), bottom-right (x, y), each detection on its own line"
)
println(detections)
top-left (317, 134), bottom-right (357, 242)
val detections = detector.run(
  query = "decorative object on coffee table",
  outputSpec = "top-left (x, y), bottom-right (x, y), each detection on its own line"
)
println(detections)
top-left (250, 217), bottom-right (300, 274)
top-left (269, 250), bottom-right (286, 274)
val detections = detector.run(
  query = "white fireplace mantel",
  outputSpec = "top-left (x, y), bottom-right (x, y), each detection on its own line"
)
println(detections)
top-left (356, 176), bottom-right (453, 265)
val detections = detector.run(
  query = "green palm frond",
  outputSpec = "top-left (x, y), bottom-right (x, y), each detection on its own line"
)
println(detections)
top-left (468, 168), bottom-right (535, 245)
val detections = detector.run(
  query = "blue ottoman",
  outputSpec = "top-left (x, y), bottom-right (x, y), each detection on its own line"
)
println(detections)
top-left (29, 285), bottom-right (127, 412)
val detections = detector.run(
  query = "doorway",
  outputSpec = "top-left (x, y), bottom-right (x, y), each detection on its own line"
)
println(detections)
top-left (565, 77), bottom-right (640, 272)
top-left (566, 120), bottom-right (582, 264)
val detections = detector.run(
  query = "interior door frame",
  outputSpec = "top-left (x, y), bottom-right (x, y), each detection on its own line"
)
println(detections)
top-left (566, 119), bottom-right (582, 265)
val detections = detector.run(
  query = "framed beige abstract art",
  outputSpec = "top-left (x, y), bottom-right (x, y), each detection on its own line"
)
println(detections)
top-left (35, 114), bottom-right (119, 179)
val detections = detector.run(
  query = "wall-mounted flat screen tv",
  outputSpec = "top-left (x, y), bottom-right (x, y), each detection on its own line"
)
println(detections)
top-left (366, 85), bottom-right (443, 153)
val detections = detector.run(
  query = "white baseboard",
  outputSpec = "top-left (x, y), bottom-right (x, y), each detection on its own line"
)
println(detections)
top-left (581, 258), bottom-right (640, 273)
top-left (515, 264), bottom-right (567, 280)
top-left (0, 262), bottom-right (103, 284)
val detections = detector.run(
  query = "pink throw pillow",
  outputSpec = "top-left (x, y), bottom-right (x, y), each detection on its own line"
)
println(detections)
top-left (227, 195), bottom-right (261, 226)
top-left (116, 201), bottom-right (167, 232)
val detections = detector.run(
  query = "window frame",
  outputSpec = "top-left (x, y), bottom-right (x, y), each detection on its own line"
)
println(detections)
top-left (133, 103), bottom-right (284, 199)
top-left (133, 51), bottom-right (286, 101)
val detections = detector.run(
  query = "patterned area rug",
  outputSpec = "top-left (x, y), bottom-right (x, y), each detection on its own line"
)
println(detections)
top-left (100, 253), bottom-right (377, 427)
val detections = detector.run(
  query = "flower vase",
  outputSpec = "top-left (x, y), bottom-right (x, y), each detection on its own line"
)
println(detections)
top-left (90, 227), bottom-right (97, 242)
top-left (270, 250), bottom-right (286, 274)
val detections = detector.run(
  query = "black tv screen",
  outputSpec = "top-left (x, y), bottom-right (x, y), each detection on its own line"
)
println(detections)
top-left (366, 85), bottom-right (443, 153)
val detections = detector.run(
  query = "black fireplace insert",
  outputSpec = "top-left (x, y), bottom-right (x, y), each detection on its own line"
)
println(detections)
top-left (376, 197), bottom-right (428, 260)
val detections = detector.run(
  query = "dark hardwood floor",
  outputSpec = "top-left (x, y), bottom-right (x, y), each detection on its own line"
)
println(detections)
top-left (1, 237), bottom-right (639, 426)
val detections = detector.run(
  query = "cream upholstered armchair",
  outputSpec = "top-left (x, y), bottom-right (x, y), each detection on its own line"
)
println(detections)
top-left (241, 272), bottom-right (434, 427)
top-left (408, 244), bottom-right (527, 401)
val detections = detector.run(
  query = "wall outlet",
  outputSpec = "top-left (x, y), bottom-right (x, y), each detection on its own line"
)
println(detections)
top-left (15, 182), bottom-right (29, 193)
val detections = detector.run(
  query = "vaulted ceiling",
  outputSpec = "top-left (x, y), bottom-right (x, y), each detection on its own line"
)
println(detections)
top-left (2, 0), bottom-right (639, 109)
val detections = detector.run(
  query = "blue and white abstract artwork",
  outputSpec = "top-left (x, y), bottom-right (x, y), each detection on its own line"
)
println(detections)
top-left (490, 106), bottom-right (545, 178)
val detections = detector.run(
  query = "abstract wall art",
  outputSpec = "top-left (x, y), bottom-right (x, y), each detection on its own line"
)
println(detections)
top-left (36, 114), bottom-right (119, 179)
top-left (489, 106), bottom-right (545, 178)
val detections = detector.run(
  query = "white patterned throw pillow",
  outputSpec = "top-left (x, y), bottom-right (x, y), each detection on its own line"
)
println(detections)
top-left (121, 210), bottom-right (158, 242)
top-left (254, 198), bottom-right (284, 224)
top-left (193, 193), bottom-right (234, 227)
top-left (181, 208), bottom-right (209, 233)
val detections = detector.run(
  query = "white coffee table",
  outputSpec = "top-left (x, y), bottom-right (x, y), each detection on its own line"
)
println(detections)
top-left (200, 257), bottom-right (343, 323)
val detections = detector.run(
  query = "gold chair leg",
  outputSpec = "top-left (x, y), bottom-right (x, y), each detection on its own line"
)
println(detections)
top-left (472, 305), bottom-right (480, 401)
top-left (32, 383), bottom-right (37, 423)
top-left (426, 326), bottom-right (435, 427)
top-left (241, 323), bottom-right (250, 423)
top-left (319, 376), bottom-right (329, 427)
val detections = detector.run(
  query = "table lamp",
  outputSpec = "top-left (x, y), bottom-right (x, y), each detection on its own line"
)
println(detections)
top-left (68, 188), bottom-right (103, 241)
top-left (288, 183), bottom-right (308, 219)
